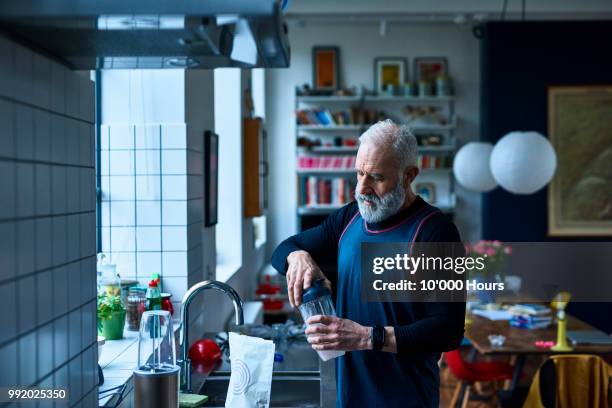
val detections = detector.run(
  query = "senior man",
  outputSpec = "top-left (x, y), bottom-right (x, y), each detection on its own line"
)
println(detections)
top-left (271, 119), bottom-right (465, 407)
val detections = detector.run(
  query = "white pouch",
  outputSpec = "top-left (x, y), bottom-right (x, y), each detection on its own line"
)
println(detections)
top-left (225, 332), bottom-right (275, 408)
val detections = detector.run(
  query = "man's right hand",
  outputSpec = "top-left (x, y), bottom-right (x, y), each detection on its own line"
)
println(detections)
top-left (286, 250), bottom-right (331, 307)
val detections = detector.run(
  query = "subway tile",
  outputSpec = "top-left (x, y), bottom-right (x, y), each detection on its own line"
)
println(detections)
top-left (137, 252), bottom-right (162, 277)
top-left (53, 362), bottom-right (69, 389)
top-left (100, 175), bottom-right (110, 201)
top-left (35, 217), bottom-right (52, 271)
top-left (19, 331), bottom-right (37, 386)
top-left (66, 166), bottom-right (80, 214)
top-left (0, 160), bottom-right (15, 219)
top-left (109, 175), bottom-right (135, 201)
top-left (162, 226), bottom-right (187, 251)
top-left (37, 270), bottom-right (54, 325)
top-left (109, 125), bottom-right (134, 150)
top-left (101, 227), bottom-right (111, 252)
top-left (135, 124), bottom-right (161, 149)
top-left (136, 226), bottom-right (161, 252)
top-left (15, 105), bottom-right (34, 160)
top-left (162, 200), bottom-right (187, 225)
top-left (161, 276), bottom-right (187, 300)
top-left (0, 341), bottom-right (18, 387)
top-left (66, 214), bottom-right (81, 262)
top-left (100, 124), bottom-right (110, 151)
top-left (161, 175), bottom-right (187, 200)
top-left (18, 275), bottom-right (37, 333)
top-left (80, 167), bottom-right (95, 212)
top-left (110, 201), bottom-right (136, 227)
top-left (34, 110), bottom-right (52, 162)
top-left (0, 100), bottom-right (15, 156)
top-left (81, 347), bottom-right (95, 396)
top-left (50, 114), bottom-right (67, 163)
top-left (136, 174), bottom-right (161, 200)
top-left (89, 124), bottom-right (95, 168)
top-left (32, 51), bottom-right (52, 110)
top-left (65, 119), bottom-right (79, 166)
top-left (101, 201), bottom-right (110, 226)
top-left (110, 227), bottom-right (136, 252)
top-left (0, 281), bottom-right (16, 344)
top-left (79, 122), bottom-right (93, 167)
top-left (0, 222), bottom-right (16, 281)
top-left (50, 60), bottom-right (66, 115)
top-left (81, 301), bottom-right (96, 350)
top-left (35, 164), bottom-right (52, 216)
top-left (13, 43), bottom-right (33, 106)
top-left (79, 74), bottom-right (95, 123)
top-left (65, 70), bottom-right (80, 119)
top-left (161, 150), bottom-right (186, 174)
top-left (136, 200), bottom-right (161, 226)
top-left (80, 257), bottom-right (96, 302)
top-left (16, 162), bottom-right (35, 217)
top-left (161, 123), bottom-right (186, 149)
top-left (51, 166), bottom-right (67, 215)
top-left (67, 262), bottom-right (82, 311)
top-left (81, 213), bottom-right (96, 259)
top-left (135, 149), bottom-right (160, 174)
top-left (68, 308), bottom-right (82, 359)
top-left (17, 219), bottom-right (35, 276)
top-left (162, 252), bottom-right (188, 277)
top-left (53, 266), bottom-right (69, 317)
top-left (110, 150), bottom-right (134, 175)
top-left (109, 252), bottom-right (136, 277)
top-left (0, 36), bottom-right (15, 99)
top-left (37, 322), bottom-right (55, 379)
top-left (52, 216), bottom-right (67, 266)
top-left (100, 150), bottom-right (110, 175)
top-left (68, 351), bottom-right (82, 405)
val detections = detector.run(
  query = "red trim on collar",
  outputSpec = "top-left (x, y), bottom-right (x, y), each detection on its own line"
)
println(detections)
top-left (338, 211), bottom-right (360, 245)
top-left (362, 205), bottom-right (429, 235)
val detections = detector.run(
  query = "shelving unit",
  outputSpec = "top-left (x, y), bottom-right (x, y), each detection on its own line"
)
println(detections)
top-left (295, 93), bottom-right (457, 231)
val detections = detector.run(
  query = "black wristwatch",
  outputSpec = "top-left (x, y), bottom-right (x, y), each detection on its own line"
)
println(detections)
top-left (371, 325), bottom-right (386, 351)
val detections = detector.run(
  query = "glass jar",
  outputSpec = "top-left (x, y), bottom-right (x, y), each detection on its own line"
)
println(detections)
top-left (126, 288), bottom-right (146, 331)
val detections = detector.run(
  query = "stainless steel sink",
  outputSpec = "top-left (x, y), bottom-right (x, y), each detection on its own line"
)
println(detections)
top-left (199, 373), bottom-right (320, 407)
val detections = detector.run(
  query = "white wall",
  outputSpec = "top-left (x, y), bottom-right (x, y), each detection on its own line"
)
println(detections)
top-left (266, 21), bottom-right (482, 253)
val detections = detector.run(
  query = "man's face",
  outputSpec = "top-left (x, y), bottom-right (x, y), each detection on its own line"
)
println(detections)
top-left (354, 143), bottom-right (408, 223)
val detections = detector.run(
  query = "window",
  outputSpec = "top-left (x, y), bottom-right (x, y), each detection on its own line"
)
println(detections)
top-left (214, 68), bottom-right (243, 280)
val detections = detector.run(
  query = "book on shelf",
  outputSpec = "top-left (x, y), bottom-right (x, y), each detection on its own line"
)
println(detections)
top-left (300, 177), bottom-right (356, 207)
top-left (297, 154), bottom-right (356, 170)
top-left (417, 154), bottom-right (452, 169)
top-left (296, 108), bottom-right (386, 126)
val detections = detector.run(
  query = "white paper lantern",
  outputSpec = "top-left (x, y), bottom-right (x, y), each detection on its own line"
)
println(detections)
top-left (490, 131), bottom-right (557, 194)
top-left (453, 142), bottom-right (498, 192)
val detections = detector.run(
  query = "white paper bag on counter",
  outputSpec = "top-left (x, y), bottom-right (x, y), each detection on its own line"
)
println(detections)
top-left (225, 332), bottom-right (275, 408)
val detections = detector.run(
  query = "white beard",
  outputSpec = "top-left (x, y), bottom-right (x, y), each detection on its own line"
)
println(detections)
top-left (355, 181), bottom-right (406, 224)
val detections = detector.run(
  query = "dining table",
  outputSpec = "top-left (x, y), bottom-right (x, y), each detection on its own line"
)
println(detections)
top-left (464, 313), bottom-right (612, 392)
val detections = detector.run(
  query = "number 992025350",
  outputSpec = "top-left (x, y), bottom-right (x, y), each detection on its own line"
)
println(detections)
top-left (2, 388), bottom-right (67, 402)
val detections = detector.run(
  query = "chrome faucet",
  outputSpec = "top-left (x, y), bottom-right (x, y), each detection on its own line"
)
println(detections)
top-left (178, 280), bottom-right (244, 393)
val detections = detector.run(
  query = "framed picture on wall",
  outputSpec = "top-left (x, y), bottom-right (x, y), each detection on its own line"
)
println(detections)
top-left (548, 86), bottom-right (612, 236)
top-left (414, 57), bottom-right (448, 83)
top-left (312, 46), bottom-right (340, 92)
top-left (204, 130), bottom-right (219, 227)
top-left (415, 182), bottom-right (436, 204)
top-left (374, 57), bottom-right (407, 95)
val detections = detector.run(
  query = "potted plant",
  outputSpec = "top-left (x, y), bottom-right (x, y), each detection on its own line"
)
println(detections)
top-left (97, 294), bottom-right (126, 340)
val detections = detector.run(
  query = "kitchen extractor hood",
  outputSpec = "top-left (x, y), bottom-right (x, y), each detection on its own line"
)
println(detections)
top-left (0, 0), bottom-right (290, 69)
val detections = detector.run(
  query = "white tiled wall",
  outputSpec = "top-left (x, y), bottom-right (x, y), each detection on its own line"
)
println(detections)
top-left (100, 122), bottom-right (204, 322)
top-left (0, 35), bottom-right (98, 407)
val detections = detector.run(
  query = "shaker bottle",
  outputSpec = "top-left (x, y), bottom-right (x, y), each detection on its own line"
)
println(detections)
top-left (298, 279), bottom-right (345, 361)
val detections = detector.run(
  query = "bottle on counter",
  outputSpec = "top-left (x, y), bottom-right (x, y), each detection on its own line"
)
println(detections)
top-left (145, 279), bottom-right (162, 311)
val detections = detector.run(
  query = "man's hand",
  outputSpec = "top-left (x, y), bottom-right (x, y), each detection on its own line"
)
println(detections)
top-left (286, 250), bottom-right (331, 307)
top-left (305, 315), bottom-right (372, 351)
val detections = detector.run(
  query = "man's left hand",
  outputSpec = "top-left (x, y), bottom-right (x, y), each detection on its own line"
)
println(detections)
top-left (305, 315), bottom-right (371, 351)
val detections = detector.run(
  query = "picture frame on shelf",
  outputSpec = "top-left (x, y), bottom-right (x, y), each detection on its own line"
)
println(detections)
top-left (415, 182), bottom-right (436, 204)
top-left (312, 46), bottom-right (340, 92)
top-left (374, 57), bottom-right (407, 95)
top-left (204, 130), bottom-right (219, 227)
top-left (414, 57), bottom-right (448, 84)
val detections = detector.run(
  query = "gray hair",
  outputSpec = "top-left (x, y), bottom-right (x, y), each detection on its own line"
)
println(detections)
top-left (358, 119), bottom-right (418, 172)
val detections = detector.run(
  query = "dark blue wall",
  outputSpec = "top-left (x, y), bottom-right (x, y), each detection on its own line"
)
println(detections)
top-left (480, 21), bottom-right (612, 333)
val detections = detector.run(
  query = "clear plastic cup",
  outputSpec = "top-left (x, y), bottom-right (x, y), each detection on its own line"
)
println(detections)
top-left (298, 280), bottom-right (345, 361)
